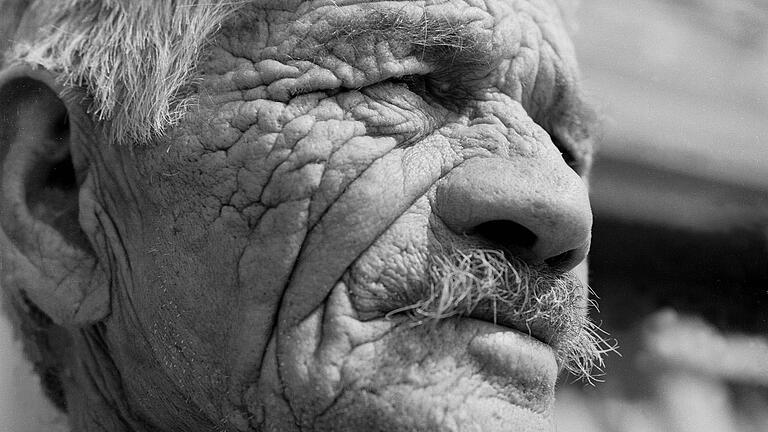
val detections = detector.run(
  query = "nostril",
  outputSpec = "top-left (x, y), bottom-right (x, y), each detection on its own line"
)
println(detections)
top-left (435, 159), bottom-right (592, 270)
top-left (472, 220), bottom-right (537, 252)
top-left (544, 249), bottom-right (578, 270)
top-left (471, 222), bottom-right (586, 269)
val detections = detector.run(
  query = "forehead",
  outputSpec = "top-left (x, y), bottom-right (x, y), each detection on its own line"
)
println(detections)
top-left (194, 0), bottom-right (592, 157)
top-left (205, 0), bottom-right (576, 104)
top-left (217, 0), bottom-right (569, 42)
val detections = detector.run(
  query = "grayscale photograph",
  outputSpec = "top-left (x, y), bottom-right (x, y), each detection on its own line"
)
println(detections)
top-left (0, 0), bottom-right (765, 431)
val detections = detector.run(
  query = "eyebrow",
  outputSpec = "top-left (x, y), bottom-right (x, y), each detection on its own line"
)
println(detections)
top-left (317, 8), bottom-right (494, 68)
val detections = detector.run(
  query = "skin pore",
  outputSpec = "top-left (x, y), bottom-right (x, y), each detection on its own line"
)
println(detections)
top-left (0, 0), bottom-right (601, 431)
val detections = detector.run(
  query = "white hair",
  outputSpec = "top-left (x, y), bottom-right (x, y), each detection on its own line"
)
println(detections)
top-left (7, 0), bottom-right (242, 145)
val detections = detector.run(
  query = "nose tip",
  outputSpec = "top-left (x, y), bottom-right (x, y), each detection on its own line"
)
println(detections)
top-left (435, 157), bottom-right (592, 271)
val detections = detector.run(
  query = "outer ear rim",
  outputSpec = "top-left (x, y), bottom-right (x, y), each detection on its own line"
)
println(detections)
top-left (0, 63), bottom-right (64, 88)
top-left (0, 64), bottom-right (109, 326)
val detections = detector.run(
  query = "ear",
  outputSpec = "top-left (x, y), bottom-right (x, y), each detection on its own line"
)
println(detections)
top-left (0, 65), bottom-right (109, 325)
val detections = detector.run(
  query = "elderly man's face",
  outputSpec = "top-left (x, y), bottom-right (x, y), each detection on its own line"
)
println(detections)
top-left (2, 0), bottom-right (598, 430)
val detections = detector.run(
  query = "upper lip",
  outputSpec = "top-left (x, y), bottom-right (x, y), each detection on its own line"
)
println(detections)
top-left (378, 254), bottom-right (583, 352)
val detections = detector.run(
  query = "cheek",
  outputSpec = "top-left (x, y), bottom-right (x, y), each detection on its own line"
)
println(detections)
top-left (114, 88), bottom-right (444, 406)
top-left (86, 145), bottom-right (259, 424)
top-left (122, 175), bottom-right (251, 367)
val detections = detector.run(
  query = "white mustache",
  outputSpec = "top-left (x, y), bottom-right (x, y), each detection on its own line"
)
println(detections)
top-left (386, 248), bottom-right (617, 382)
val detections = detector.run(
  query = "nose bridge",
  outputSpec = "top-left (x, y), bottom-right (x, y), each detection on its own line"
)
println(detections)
top-left (435, 152), bottom-right (592, 270)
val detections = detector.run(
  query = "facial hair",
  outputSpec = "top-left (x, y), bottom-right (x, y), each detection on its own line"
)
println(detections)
top-left (385, 248), bottom-right (615, 382)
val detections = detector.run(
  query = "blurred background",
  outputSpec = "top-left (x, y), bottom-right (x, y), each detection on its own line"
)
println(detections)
top-left (1, 0), bottom-right (767, 431)
top-left (555, 0), bottom-right (768, 431)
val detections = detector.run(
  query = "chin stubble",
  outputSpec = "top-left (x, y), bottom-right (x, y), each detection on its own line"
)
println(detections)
top-left (385, 248), bottom-right (617, 382)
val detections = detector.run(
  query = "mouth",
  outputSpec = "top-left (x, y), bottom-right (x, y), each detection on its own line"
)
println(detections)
top-left (371, 247), bottom-right (610, 382)
top-left (352, 309), bottom-right (560, 414)
top-left (466, 305), bottom-right (552, 346)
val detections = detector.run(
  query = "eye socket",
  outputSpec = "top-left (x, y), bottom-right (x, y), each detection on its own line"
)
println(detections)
top-left (387, 74), bottom-right (471, 111)
top-left (550, 133), bottom-right (583, 174)
top-left (385, 76), bottom-right (592, 173)
top-left (388, 74), bottom-right (428, 94)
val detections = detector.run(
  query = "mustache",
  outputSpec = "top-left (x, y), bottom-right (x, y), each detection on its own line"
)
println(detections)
top-left (384, 248), bottom-right (616, 382)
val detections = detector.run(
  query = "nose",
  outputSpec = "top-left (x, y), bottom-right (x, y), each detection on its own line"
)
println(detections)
top-left (434, 157), bottom-right (592, 271)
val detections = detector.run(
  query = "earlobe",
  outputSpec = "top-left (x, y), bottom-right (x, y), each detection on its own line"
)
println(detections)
top-left (0, 65), bottom-right (109, 325)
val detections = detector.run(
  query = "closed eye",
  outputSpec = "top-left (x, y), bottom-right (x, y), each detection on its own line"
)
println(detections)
top-left (387, 74), bottom-right (428, 95)
top-left (385, 73), bottom-right (472, 110)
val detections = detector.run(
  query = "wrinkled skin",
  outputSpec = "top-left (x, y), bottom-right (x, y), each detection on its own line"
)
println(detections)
top-left (1, 0), bottom-right (595, 430)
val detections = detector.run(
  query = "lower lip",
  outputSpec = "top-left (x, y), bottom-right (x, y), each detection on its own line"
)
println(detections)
top-left (461, 318), bottom-right (558, 412)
